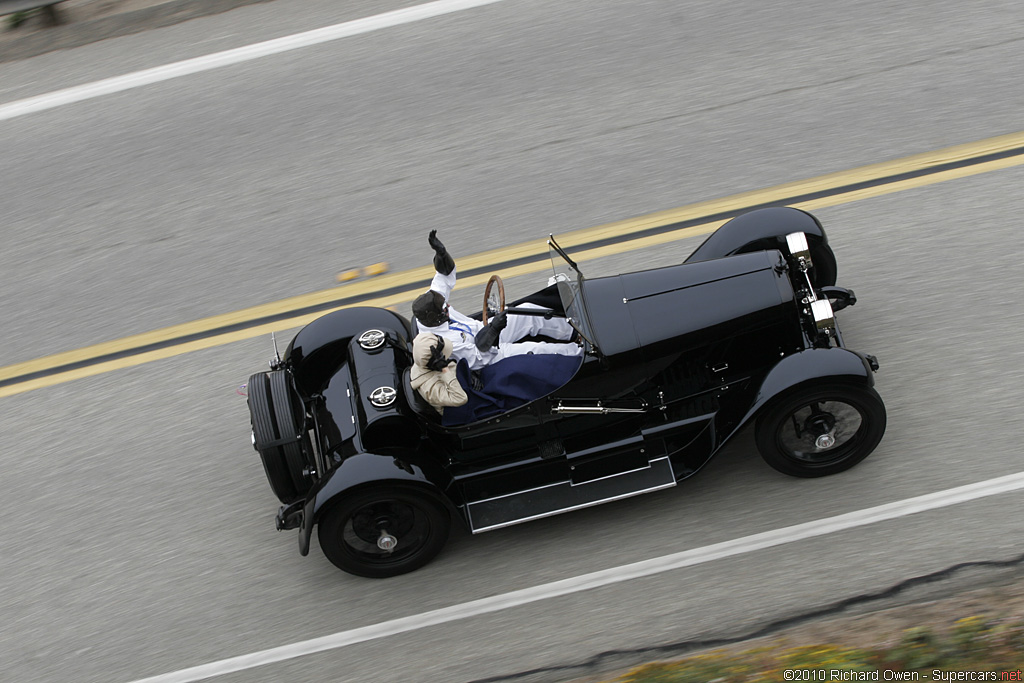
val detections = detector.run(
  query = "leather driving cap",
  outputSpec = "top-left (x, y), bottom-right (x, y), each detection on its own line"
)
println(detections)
top-left (412, 290), bottom-right (447, 327)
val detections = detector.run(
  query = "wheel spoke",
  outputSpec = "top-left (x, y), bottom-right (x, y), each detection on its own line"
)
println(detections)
top-left (318, 489), bottom-right (451, 577)
top-left (778, 400), bottom-right (864, 463)
top-left (790, 414), bottom-right (803, 437)
top-left (340, 500), bottom-right (432, 565)
top-left (756, 386), bottom-right (886, 478)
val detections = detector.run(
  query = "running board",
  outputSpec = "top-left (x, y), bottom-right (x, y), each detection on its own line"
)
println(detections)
top-left (466, 456), bottom-right (676, 533)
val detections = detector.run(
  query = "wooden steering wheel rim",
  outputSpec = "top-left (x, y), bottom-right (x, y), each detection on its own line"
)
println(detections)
top-left (482, 274), bottom-right (505, 327)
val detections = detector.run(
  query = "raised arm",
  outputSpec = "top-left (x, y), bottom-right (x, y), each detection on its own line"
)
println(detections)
top-left (429, 230), bottom-right (455, 275)
top-left (427, 230), bottom-right (457, 300)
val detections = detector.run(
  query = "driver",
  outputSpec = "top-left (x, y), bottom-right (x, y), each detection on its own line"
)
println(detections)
top-left (412, 231), bottom-right (583, 371)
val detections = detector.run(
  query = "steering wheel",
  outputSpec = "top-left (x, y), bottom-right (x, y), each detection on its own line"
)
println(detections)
top-left (482, 275), bottom-right (505, 326)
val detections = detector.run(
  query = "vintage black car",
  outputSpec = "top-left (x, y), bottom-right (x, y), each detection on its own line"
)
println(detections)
top-left (246, 207), bottom-right (886, 578)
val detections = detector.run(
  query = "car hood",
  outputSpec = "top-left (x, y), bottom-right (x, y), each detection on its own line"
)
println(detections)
top-left (582, 251), bottom-right (795, 358)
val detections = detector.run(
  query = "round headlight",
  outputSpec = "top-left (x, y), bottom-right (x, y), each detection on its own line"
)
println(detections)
top-left (810, 298), bottom-right (835, 332)
top-left (785, 231), bottom-right (811, 264)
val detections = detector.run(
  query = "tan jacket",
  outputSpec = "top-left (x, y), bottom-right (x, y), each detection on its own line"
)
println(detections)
top-left (410, 332), bottom-right (468, 414)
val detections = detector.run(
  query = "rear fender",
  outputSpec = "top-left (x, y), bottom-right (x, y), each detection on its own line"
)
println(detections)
top-left (298, 451), bottom-right (456, 555)
top-left (685, 207), bottom-right (828, 263)
top-left (739, 347), bottom-right (875, 428)
top-left (284, 307), bottom-right (414, 397)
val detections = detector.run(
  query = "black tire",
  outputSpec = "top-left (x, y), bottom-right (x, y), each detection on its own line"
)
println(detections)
top-left (248, 371), bottom-right (310, 503)
top-left (810, 243), bottom-right (838, 288)
top-left (317, 488), bottom-right (451, 578)
top-left (268, 370), bottom-right (313, 493)
top-left (755, 384), bottom-right (886, 478)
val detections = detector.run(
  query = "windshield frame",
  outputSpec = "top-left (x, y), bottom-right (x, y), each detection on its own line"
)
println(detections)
top-left (547, 235), bottom-right (598, 351)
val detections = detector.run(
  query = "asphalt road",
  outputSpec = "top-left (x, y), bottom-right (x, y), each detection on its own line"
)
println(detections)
top-left (2, 1), bottom-right (1024, 681)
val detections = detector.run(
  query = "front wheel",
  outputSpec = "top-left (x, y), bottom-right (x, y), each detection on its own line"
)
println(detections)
top-left (317, 488), bottom-right (451, 578)
top-left (755, 385), bottom-right (886, 478)
top-left (810, 243), bottom-right (837, 288)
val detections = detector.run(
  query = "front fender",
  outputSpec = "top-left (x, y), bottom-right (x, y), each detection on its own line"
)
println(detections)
top-left (298, 451), bottom-right (455, 555)
top-left (685, 207), bottom-right (828, 263)
top-left (739, 347), bottom-right (876, 428)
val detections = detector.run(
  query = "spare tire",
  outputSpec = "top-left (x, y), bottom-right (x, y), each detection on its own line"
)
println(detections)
top-left (269, 370), bottom-right (314, 493)
top-left (248, 371), bottom-right (311, 503)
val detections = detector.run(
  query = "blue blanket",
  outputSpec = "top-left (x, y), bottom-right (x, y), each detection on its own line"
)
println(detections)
top-left (442, 354), bottom-right (582, 426)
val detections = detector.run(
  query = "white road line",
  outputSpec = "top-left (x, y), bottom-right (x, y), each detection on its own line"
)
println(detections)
top-left (0, 0), bottom-right (506, 123)
top-left (127, 471), bottom-right (1024, 683)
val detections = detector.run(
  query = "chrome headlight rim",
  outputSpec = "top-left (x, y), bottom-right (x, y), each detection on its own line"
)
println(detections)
top-left (810, 298), bottom-right (836, 332)
top-left (785, 231), bottom-right (812, 264)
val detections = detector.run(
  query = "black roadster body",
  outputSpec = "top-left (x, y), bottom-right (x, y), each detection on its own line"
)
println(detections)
top-left (246, 207), bottom-right (886, 578)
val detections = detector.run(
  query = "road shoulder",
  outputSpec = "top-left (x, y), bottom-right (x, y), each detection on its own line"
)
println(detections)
top-left (565, 563), bottom-right (1024, 683)
top-left (0, 0), bottom-right (272, 62)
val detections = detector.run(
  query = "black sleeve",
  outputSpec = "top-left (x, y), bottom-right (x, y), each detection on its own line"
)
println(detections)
top-left (433, 250), bottom-right (455, 276)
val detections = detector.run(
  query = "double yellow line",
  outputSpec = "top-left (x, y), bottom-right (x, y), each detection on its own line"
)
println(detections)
top-left (4, 130), bottom-right (1024, 399)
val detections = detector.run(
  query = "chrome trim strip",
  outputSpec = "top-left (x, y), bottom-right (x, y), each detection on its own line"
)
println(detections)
top-left (469, 480), bottom-right (567, 505)
top-left (469, 480), bottom-right (677, 534)
top-left (553, 402), bottom-right (646, 414)
top-left (467, 457), bottom-right (676, 533)
top-left (568, 461), bottom-right (655, 486)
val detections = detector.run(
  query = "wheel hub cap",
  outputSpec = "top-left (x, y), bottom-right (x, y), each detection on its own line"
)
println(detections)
top-left (815, 433), bottom-right (836, 449)
top-left (377, 530), bottom-right (398, 551)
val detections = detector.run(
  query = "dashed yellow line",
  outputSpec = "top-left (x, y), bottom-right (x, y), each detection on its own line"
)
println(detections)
top-left (3, 130), bottom-right (1024, 399)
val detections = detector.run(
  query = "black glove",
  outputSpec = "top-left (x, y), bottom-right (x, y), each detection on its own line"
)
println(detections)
top-left (428, 229), bottom-right (455, 276)
top-left (488, 311), bottom-right (508, 331)
top-left (426, 335), bottom-right (449, 371)
top-left (427, 229), bottom-right (444, 252)
top-left (473, 312), bottom-right (507, 352)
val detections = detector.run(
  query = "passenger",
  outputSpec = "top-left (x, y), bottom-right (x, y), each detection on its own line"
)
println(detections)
top-left (409, 332), bottom-right (468, 415)
top-left (411, 231), bottom-right (584, 371)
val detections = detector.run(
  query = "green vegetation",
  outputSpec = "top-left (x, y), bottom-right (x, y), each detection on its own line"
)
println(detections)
top-left (7, 10), bottom-right (31, 27)
top-left (610, 616), bottom-right (1024, 682)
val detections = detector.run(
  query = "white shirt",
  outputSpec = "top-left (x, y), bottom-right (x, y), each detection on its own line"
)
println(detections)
top-left (416, 267), bottom-right (499, 371)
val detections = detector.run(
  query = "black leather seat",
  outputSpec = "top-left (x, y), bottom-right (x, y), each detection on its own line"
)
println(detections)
top-left (402, 367), bottom-right (440, 422)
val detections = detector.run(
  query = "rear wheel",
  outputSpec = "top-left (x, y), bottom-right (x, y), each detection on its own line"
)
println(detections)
top-left (317, 488), bottom-right (451, 578)
top-left (755, 385), bottom-right (885, 477)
